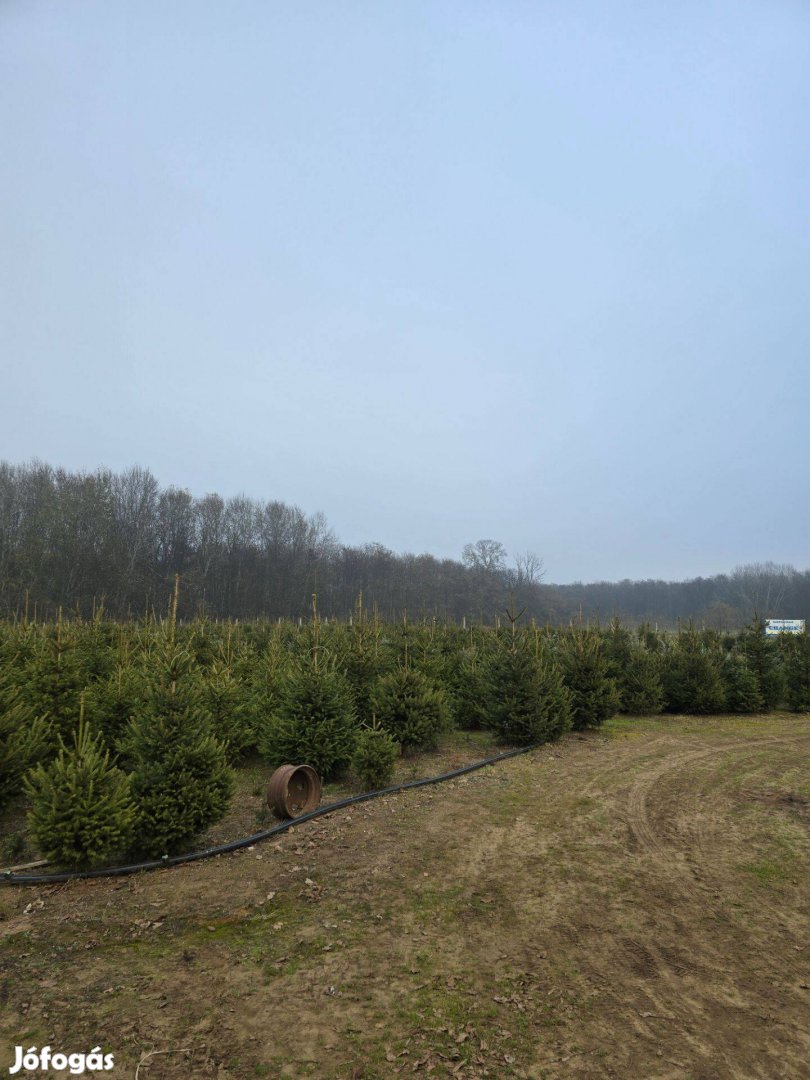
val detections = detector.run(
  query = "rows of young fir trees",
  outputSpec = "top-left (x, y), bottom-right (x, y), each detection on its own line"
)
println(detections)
top-left (2, 598), bottom-right (809, 871)
top-left (1, 461), bottom-right (808, 627)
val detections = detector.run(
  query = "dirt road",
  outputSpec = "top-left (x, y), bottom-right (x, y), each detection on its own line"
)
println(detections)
top-left (2, 714), bottom-right (809, 1079)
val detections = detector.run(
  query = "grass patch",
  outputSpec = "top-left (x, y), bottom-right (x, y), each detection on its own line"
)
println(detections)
top-left (739, 859), bottom-right (792, 886)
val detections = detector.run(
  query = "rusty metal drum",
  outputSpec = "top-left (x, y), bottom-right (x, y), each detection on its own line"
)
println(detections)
top-left (266, 764), bottom-right (322, 819)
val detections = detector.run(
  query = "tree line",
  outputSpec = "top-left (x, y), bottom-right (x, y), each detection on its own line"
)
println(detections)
top-left (0, 460), bottom-right (807, 626)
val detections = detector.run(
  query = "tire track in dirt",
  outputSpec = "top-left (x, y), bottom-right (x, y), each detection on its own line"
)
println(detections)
top-left (505, 729), bottom-right (810, 1078)
top-left (625, 743), bottom-right (727, 904)
top-left (688, 733), bottom-right (810, 864)
top-left (618, 734), bottom-right (810, 1078)
top-left (617, 815), bottom-right (742, 1074)
top-left (624, 735), bottom-right (798, 904)
top-left (578, 732), bottom-right (676, 800)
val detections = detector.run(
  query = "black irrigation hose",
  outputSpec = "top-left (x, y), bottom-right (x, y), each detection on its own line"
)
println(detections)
top-left (2, 744), bottom-right (539, 886)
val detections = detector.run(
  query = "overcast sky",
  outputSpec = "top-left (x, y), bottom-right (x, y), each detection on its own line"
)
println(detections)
top-left (1, 2), bottom-right (808, 583)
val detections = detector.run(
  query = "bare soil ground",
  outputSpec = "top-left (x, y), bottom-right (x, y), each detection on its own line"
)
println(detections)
top-left (2, 714), bottom-right (809, 1080)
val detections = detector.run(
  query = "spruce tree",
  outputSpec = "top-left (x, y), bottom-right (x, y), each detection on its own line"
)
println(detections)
top-left (371, 667), bottom-right (450, 752)
top-left (244, 628), bottom-right (287, 743)
top-left (127, 644), bottom-right (234, 857)
top-left (604, 617), bottom-right (632, 709)
top-left (410, 624), bottom-right (457, 702)
top-left (661, 626), bottom-right (726, 714)
top-left (637, 623), bottom-right (664, 653)
top-left (188, 617), bottom-right (218, 669)
top-left (783, 631), bottom-right (810, 712)
top-left (202, 658), bottom-right (255, 762)
top-left (621, 645), bottom-right (665, 715)
top-left (608, 621), bottom-right (665, 716)
top-left (82, 662), bottom-right (144, 753)
top-left (738, 615), bottom-right (785, 710)
top-left (449, 642), bottom-right (492, 731)
top-left (333, 615), bottom-right (387, 726)
top-left (75, 614), bottom-right (116, 683)
top-left (722, 655), bottom-right (765, 714)
top-left (352, 726), bottom-right (400, 790)
top-left (559, 627), bottom-right (621, 730)
top-left (20, 624), bottom-right (85, 741)
top-left (483, 633), bottom-right (572, 745)
top-left (25, 717), bottom-right (135, 868)
top-left (0, 686), bottom-right (51, 810)
top-left (258, 659), bottom-right (358, 780)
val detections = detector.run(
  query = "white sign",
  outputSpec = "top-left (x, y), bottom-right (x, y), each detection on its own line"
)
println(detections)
top-left (765, 619), bottom-right (805, 636)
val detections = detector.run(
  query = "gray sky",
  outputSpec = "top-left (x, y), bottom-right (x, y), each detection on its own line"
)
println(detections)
top-left (2, 1), bottom-right (808, 583)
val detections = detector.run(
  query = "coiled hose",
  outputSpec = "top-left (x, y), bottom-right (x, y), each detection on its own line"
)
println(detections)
top-left (2, 744), bottom-right (538, 886)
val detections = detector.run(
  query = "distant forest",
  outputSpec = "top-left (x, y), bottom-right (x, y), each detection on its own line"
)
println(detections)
top-left (0, 461), bottom-right (807, 627)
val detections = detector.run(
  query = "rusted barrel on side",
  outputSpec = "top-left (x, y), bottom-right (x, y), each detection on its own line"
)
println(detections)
top-left (267, 764), bottom-right (322, 819)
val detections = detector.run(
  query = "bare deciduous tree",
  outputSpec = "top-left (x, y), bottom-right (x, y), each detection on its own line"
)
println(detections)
top-left (726, 562), bottom-right (797, 618)
top-left (513, 550), bottom-right (545, 586)
top-left (462, 539), bottom-right (508, 574)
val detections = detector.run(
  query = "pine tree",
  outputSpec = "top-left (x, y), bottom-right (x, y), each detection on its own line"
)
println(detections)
top-left (25, 717), bottom-right (134, 868)
top-left (127, 644), bottom-right (234, 857)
